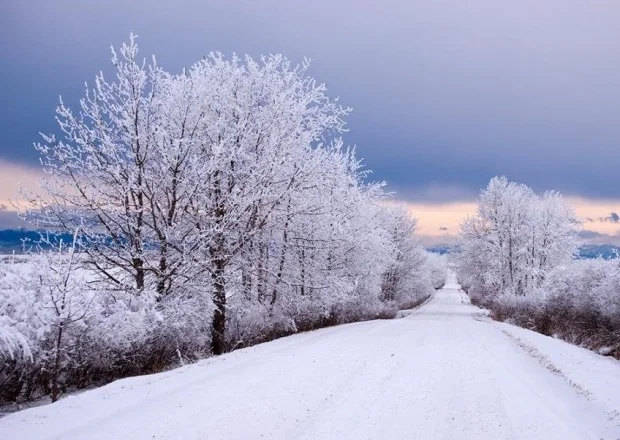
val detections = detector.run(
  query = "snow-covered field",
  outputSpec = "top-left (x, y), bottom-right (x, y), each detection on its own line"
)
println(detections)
top-left (1, 271), bottom-right (619, 440)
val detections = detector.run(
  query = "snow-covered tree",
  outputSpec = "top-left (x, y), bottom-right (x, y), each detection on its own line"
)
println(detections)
top-left (458, 176), bottom-right (579, 303)
top-left (0, 316), bottom-right (31, 361)
top-left (5, 35), bottom-right (442, 403)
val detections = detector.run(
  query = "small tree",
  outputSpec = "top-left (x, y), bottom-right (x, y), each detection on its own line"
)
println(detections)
top-left (34, 230), bottom-right (94, 402)
top-left (24, 34), bottom-right (162, 294)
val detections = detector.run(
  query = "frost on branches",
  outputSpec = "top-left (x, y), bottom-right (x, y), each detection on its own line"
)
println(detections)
top-left (457, 177), bottom-right (620, 358)
top-left (1, 35), bottom-right (444, 404)
top-left (458, 176), bottom-right (579, 300)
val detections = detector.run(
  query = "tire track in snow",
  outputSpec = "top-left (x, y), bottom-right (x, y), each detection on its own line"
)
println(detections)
top-left (498, 328), bottom-right (592, 399)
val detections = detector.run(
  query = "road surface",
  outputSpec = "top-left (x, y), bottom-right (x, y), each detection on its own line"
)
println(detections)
top-left (1, 271), bottom-right (619, 439)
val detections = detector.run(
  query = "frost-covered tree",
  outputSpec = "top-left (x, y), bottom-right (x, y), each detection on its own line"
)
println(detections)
top-left (425, 252), bottom-right (448, 290)
top-left (458, 176), bottom-right (579, 303)
top-left (33, 231), bottom-right (95, 402)
top-left (23, 35), bottom-right (351, 354)
top-left (0, 316), bottom-right (31, 362)
top-left (22, 36), bottom-right (172, 296)
top-left (379, 206), bottom-right (431, 304)
top-left (175, 53), bottom-right (350, 354)
top-left (6, 34), bottom-right (443, 404)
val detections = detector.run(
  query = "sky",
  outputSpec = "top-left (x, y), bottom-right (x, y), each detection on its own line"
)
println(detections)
top-left (1, 0), bottom-right (619, 244)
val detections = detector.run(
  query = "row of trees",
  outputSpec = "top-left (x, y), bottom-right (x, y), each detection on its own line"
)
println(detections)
top-left (0, 36), bottom-right (446, 403)
top-left (458, 177), bottom-right (620, 358)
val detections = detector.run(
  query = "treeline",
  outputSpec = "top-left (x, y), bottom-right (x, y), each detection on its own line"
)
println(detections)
top-left (457, 176), bottom-right (620, 358)
top-left (0, 36), bottom-right (446, 404)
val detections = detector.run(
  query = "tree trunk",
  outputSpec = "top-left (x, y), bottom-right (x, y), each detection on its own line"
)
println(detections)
top-left (242, 265), bottom-right (252, 301)
top-left (257, 241), bottom-right (268, 304)
top-left (51, 322), bottom-right (63, 403)
top-left (271, 216), bottom-right (291, 305)
top-left (210, 172), bottom-right (228, 355)
top-left (298, 247), bottom-right (306, 296)
top-left (211, 259), bottom-right (227, 355)
top-left (157, 242), bottom-right (168, 295)
top-left (133, 257), bottom-right (145, 291)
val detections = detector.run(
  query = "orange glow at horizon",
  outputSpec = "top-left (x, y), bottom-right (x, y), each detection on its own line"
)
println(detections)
top-left (1, 160), bottom-right (619, 243)
top-left (386, 197), bottom-right (620, 242)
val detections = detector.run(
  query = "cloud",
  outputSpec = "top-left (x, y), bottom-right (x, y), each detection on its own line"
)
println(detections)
top-left (578, 229), bottom-right (620, 246)
top-left (579, 230), bottom-right (605, 239)
top-left (0, 205), bottom-right (27, 229)
top-left (2, 1), bottom-right (620, 203)
top-left (0, 159), bottom-right (42, 203)
top-left (0, 159), bottom-right (44, 229)
top-left (605, 212), bottom-right (620, 223)
top-left (583, 212), bottom-right (620, 223)
top-left (386, 183), bottom-right (479, 204)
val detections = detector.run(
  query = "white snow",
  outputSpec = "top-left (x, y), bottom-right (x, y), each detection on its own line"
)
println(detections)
top-left (1, 271), bottom-right (619, 440)
top-left (496, 320), bottom-right (620, 425)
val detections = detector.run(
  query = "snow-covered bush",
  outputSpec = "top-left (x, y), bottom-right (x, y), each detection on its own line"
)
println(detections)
top-left (0, 316), bottom-right (31, 361)
top-left (0, 251), bottom-right (215, 403)
top-left (487, 259), bottom-right (620, 357)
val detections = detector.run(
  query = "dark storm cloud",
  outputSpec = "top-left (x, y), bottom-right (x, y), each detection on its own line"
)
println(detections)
top-left (579, 230), bottom-right (603, 240)
top-left (1, 0), bottom-right (620, 202)
top-left (579, 229), bottom-right (620, 246)
top-left (584, 212), bottom-right (620, 223)
top-left (0, 205), bottom-right (26, 229)
top-left (387, 182), bottom-right (479, 204)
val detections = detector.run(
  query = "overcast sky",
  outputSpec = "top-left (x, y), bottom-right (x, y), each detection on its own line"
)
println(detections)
top-left (1, 0), bottom-right (619, 242)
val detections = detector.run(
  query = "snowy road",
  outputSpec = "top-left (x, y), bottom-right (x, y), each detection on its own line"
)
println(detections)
top-left (2, 271), bottom-right (620, 439)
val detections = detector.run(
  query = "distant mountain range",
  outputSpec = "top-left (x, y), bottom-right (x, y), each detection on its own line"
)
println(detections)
top-left (577, 244), bottom-right (619, 260)
top-left (0, 229), bottom-right (74, 253)
top-left (427, 242), bottom-right (618, 260)
top-left (425, 245), bottom-right (454, 255)
top-left (0, 230), bottom-right (617, 259)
